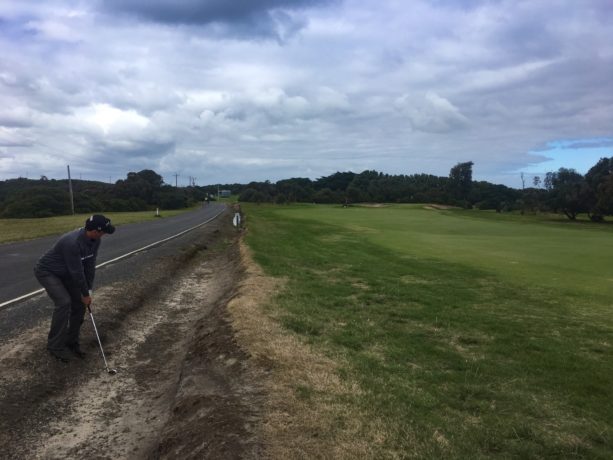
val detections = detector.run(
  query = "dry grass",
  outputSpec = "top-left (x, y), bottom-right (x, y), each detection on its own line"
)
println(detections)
top-left (228, 239), bottom-right (388, 459)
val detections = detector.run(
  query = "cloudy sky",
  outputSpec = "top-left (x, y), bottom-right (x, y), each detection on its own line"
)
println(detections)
top-left (1, 0), bottom-right (612, 188)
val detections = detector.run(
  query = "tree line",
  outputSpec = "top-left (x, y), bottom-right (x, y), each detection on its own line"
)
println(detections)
top-left (0, 170), bottom-right (214, 218)
top-left (1, 157), bottom-right (612, 221)
top-left (237, 158), bottom-right (613, 221)
top-left (237, 163), bottom-right (512, 209)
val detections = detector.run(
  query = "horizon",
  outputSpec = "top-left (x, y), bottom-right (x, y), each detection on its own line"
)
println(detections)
top-left (3, 159), bottom-right (604, 191)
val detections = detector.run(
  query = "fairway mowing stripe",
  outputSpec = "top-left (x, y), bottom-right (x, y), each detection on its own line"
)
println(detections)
top-left (0, 208), bottom-right (225, 310)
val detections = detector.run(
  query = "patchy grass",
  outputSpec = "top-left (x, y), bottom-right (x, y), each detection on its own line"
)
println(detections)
top-left (228, 241), bottom-right (383, 458)
top-left (243, 203), bottom-right (613, 458)
top-left (0, 208), bottom-right (196, 244)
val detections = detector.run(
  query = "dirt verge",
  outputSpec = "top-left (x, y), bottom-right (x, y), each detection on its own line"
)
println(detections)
top-left (0, 211), bottom-right (262, 459)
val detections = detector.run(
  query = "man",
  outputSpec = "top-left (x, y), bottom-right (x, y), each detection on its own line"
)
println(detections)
top-left (34, 214), bottom-right (115, 363)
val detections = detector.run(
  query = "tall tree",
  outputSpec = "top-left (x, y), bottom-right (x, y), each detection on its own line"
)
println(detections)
top-left (448, 161), bottom-right (474, 204)
top-left (549, 168), bottom-right (588, 220)
top-left (347, 170), bottom-right (380, 203)
top-left (315, 172), bottom-right (356, 191)
top-left (276, 178), bottom-right (313, 202)
top-left (585, 157), bottom-right (613, 221)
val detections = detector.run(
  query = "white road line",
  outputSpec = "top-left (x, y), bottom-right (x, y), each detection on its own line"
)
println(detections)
top-left (0, 289), bottom-right (45, 309)
top-left (0, 208), bottom-right (225, 310)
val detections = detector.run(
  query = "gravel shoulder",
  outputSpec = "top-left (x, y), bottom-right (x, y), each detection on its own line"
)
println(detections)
top-left (0, 210), bottom-right (263, 459)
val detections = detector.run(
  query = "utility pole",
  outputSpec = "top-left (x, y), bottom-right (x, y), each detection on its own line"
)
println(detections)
top-left (174, 173), bottom-right (179, 187)
top-left (67, 165), bottom-right (75, 215)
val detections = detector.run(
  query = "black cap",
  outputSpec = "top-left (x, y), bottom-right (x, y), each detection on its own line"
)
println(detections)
top-left (85, 214), bottom-right (115, 234)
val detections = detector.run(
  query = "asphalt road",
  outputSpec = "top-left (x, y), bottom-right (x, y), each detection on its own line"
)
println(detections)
top-left (0, 204), bottom-right (225, 307)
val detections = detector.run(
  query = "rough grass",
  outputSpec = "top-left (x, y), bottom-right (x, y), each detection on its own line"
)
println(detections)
top-left (228, 241), bottom-right (386, 458)
top-left (242, 203), bottom-right (613, 459)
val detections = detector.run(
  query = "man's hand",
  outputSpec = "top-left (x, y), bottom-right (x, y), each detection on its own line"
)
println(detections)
top-left (82, 295), bottom-right (92, 307)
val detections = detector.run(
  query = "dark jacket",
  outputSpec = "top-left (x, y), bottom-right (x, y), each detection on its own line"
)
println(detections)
top-left (35, 228), bottom-right (100, 296)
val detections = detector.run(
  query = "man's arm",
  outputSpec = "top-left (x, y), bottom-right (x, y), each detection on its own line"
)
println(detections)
top-left (60, 238), bottom-right (90, 298)
top-left (83, 248), bottom-right (97, 292)
top-left (82, 240), bottom-right (100, 306)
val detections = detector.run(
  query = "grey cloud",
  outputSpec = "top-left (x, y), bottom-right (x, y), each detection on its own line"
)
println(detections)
top-left (0, 108), bottom-right (35, 128)
top-left (427, 0), bottom-right (497, 9)
top-left (0, 70), bottom-right (90, 116)
top-left (90, 138), bottom-right (176, 161)
top-left (102, 0), bottom-right (332, 23)
top-left (99, 85), bottom-right (183, 117)
top-left (527, 138), bottom-right (613, 152)
top-left (101, 0), bottom-right (335, 40)
top-left (494, 17), bottom-right (559, 62)
top-left (488, 3), bottom-right (612, 65)
top-left (193, 87), bottom-right (350, 134)
top-left (0, 129), bottom-right (33, 147)
top-left (560, 139), bottom-right (613, 150)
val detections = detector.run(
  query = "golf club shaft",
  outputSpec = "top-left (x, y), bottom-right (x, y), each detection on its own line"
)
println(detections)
top-left (87, 306), bottom-right (111, 371)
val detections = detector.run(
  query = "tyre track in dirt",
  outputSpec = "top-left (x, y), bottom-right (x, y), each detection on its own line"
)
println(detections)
top-left (0, 209), bottom-right (262, 459)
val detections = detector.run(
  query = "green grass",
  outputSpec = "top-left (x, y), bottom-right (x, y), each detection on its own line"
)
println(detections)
top-left (244, 203), bottom-right (613, 458)
top-left (217, 194), bottom-right (240, 203)
top-left (0, 208), bottom-right (196, 244)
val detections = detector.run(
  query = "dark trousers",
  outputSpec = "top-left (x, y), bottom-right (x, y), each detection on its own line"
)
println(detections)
top-left (34, 269), bottom-right (86, 352)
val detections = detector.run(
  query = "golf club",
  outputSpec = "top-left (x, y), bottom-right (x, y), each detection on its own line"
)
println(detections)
top-left (87, 304), bottom-right (117, 375)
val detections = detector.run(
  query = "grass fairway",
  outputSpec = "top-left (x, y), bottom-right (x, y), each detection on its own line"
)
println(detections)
top-left (244, 203), bottom-right (613, 458)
